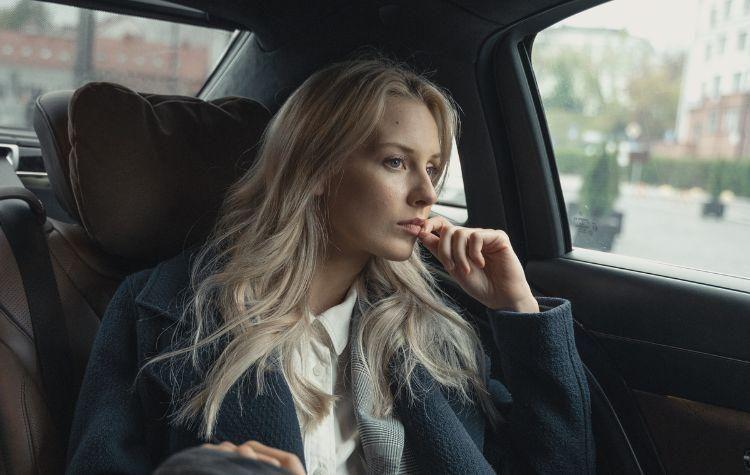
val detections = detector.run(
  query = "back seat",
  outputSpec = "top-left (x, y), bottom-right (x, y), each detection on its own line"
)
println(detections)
top-left (0, 84), bottom-right (270, 474)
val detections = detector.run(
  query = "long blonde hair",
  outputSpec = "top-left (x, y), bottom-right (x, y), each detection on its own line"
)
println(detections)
top-left (145, 57), bottom-right (501, 438)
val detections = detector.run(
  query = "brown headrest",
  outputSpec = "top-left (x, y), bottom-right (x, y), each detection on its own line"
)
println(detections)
top-left (33, 90), bottom-right (77, 220)
top-left (65, 82), bottom-right (271, 265)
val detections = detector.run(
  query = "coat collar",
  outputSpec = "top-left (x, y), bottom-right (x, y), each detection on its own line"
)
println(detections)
top-left (133, 246), bottom-right (491, 473)
top-left (134, 245), bottom-right (200, 322)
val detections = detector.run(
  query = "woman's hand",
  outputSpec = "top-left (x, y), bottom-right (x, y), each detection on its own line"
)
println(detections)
top-left (201, 440), bottom-right (305, 474)
top-left (417, 216), bottom-right (539, 313)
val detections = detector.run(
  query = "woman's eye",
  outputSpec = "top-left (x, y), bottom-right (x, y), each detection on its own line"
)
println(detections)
top-left (385, 157), bottom-right (404, 169)
top-left (385, 157), bottom-right (437, 178)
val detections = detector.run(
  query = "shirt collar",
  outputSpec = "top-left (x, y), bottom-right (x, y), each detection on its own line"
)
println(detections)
top-left (308, 284), bottom-right (358, 356)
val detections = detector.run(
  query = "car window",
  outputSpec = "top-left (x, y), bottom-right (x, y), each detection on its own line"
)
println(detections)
top-left (532, 0), bottom-right (750, 280)
top-left (433, 140), bottom-right (467, 223)
top-left (0, 0), bottom-right (235, 130)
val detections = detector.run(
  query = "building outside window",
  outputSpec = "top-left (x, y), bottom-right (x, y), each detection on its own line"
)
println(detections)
top-left (707, 109), bottom-right (719, 133)
top-left (723, 108), bottom-right (740, 134)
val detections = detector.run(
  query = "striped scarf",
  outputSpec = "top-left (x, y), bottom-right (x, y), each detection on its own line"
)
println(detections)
top-left (349, 302), bottom-right (419, 474)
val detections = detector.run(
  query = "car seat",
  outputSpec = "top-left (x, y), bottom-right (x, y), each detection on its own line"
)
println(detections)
top-left (0, 85), bottom-right (271, 475)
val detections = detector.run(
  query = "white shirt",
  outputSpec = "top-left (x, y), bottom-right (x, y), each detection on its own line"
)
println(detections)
top-left (291, 284), bottom-right (365, 475)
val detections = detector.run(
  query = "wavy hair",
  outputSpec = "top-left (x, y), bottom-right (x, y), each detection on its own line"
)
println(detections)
top-left (143, 56), bottom-right (501, 438)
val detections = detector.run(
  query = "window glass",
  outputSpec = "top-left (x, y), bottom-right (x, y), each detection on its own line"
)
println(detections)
top-left (433, 141), bottom-right (468, 223)
top-left (0, 0), bottom-right (235, 130)
top-left (533, 0), bottom-right (750, 279)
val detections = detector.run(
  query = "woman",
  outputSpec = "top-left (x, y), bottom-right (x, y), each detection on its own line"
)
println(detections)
top-left (66, 58), bottom-right (594, 474)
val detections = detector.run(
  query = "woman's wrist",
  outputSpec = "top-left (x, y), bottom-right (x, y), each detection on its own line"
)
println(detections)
top-left (512, 296), bottom-right (540, 313)
top-left (489, 295), bottom-right (540, 313)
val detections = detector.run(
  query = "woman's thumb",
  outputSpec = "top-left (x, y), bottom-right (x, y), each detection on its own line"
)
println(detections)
top-left (417, 230), bottom-right (439, 255)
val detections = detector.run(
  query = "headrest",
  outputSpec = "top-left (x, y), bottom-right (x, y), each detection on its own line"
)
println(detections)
top-left (35, 82), bottom-right (271, 265)
top-left (33, 90), bottom-right (77, 219)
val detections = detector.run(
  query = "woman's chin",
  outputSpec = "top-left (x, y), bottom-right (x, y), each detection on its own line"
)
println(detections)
top-left (380, 243), bottom-right (416, 261)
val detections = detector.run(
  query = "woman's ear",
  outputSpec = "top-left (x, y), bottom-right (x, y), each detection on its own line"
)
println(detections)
top-left (313, 183), bottom-right (324, 197)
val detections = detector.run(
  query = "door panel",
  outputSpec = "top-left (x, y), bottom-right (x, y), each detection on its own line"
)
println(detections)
top-left (634, 390), bottom-right (750, 475)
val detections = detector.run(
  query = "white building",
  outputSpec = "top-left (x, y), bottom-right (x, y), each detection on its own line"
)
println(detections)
top-left (675, 0), bottom-right (750, 158)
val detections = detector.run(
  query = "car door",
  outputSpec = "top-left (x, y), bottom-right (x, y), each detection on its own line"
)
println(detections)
top-left (478, 0), bottom-right (750, 473)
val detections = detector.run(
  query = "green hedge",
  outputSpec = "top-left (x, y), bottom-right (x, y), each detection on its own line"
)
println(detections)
top-left (553, 149), bottom-right (750, 198)
top-left (635, 157), bottom-right (750, 198)
top-left (553, 147), bottom-right (593, 175)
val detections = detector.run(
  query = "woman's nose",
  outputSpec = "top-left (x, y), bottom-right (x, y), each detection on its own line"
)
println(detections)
top-left (410, 174), bottom-right (438, 207)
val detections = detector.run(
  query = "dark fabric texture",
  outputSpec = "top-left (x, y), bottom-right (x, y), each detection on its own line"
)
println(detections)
top-left (154, 446), bottom-right (289, 475)
top-left (67, 82), bottom-right (271, 265)
top-left (66, 247), bottom-right (594, 474)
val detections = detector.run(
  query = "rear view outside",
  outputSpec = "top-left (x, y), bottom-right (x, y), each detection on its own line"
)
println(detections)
top-left (0, 0), bottom-right (234, 130)
top-left (533, 0), bottom-right (750, 280)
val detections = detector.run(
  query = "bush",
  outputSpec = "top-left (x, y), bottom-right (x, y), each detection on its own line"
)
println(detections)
top-left (633, 156), bottom-right (750, 198)
top-left (578, 145), bottom-right (620, 217)
top-left (553, 147), bottom-right (591, 174)
top-left (553, 149), bottom-right (750, 199)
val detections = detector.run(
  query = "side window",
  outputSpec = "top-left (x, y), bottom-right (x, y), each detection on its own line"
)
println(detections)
top-left (433, 141), bottom-right (468, 223)
top-left (532, 0), bottom-right (750, 279)
top-left (0, 0), bottom-right (235, 130)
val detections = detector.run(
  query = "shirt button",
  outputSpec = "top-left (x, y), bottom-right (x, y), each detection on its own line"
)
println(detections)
top-left (313, 466), bottom-right (327, 475)
top-left (313, 365), bottom-right (323, 377)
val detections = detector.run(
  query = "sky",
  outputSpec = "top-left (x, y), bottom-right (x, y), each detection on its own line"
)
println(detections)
top-left (560, 0), bottom-right (701, 53)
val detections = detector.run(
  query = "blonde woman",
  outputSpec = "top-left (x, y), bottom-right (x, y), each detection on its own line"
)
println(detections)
top-left (67, 58), bottom-right (594, 474)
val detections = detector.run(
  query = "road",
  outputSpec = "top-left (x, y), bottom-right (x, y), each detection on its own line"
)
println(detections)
top-left (560, 174), bottom-right (750, 280)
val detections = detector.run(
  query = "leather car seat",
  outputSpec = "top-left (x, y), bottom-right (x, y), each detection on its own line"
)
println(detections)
top-left (0, 87), bottom-right (270, 475)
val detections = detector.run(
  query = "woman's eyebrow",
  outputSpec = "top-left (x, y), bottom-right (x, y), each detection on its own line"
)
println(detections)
top-left (373, 142), bottom-right (441, 160)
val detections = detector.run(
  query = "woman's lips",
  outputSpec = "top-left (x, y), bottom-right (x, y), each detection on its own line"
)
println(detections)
top-left (398, 223), bottom-right (422, 236)
top-left (397, 218), bottom-right (425, 226)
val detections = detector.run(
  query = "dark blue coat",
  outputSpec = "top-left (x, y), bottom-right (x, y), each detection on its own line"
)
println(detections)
top-left (66, 249), bottom-right (595, 474)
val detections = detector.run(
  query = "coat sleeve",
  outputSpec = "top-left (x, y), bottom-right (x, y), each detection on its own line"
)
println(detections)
top-left (66, 275), bottom-right (158, 475)
top-left (483, 296), bottom-right (595, 474)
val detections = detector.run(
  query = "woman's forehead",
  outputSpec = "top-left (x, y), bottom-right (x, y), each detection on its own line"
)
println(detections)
top-left (372, 99), bottom-right (441, 147)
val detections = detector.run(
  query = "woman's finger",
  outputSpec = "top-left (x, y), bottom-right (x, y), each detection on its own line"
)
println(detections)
top-left (451, 229), bottom-right (471, 275)
top-left (245, 441), bottom-right (305, 475)
top-left (218, 441), bottom-right (237, 453)
top-left (417, 226), bottom-right (439, 254)
top-left (468, 231), bottom-right (485, 268)
top-left (438, 225), bottom-right (457, 271)
top-left (237, 444), bottom-right (281, 467)
top-left (237, 445), bottom-right (258, 459)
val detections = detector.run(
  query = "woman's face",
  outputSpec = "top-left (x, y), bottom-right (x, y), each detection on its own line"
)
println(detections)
top-left (322, 97), bottom-right (441, 263)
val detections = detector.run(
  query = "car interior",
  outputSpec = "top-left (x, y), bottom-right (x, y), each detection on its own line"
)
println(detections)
top-left (1, 0), bottom-right (749, 474)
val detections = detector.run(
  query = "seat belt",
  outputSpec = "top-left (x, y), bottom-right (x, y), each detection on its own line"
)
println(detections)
top-left (0, 155), bottom-right (76, 446)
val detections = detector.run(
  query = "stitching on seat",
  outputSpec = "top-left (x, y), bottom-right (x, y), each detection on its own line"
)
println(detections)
top-left (0, 302), bottom-right (33, 342)
top-left (20, 375), bottom-right (36, 474)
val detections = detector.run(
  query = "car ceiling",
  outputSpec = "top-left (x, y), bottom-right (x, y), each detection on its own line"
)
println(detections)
top-left (44, 0), bottom-right (575, 48)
